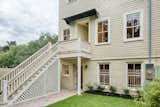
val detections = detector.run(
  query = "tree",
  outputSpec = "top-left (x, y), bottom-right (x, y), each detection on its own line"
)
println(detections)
top-left (0, 33), bottom-right (58, 68)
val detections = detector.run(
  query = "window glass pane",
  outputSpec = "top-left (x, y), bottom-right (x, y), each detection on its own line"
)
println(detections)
top-left (127, 14), bottom-right (134, 27)
top-left (100, 65), bottom-right (104, 70)
top-left (128, 64), bottom-right (134, 69)
top-left (103, 21), bottom-right (108, 31)
top-left (134, 26), bottom-right (140, 37)
top-left (135, 64), bottom-right (141, 70)
top-left (98, 22), bottom-right (102, 32)
top-left (103, 32), bottom-right (108, 42)
top-left (98, 33), bottom-right (103, 43)
top-left (105, 64), bottom-right (109, 70)
top-left (127, 28), bottom-right (133, 38)
top-left (133, 12), bottom-right (140, 26)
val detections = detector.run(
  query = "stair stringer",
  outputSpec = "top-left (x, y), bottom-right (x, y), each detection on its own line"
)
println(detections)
top-left (8, 57), bottom-right (59, 105)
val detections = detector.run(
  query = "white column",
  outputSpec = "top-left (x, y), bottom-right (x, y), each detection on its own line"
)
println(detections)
top-left (1, 80), bottom-right (8, 104)
top-left (77, 56), bottom-right (81, 95)
top-left (58, 58), bottom-right (61, 93)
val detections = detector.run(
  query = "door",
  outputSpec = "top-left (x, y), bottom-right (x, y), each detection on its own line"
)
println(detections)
top-left (81, 66), bottom-right (83, 89)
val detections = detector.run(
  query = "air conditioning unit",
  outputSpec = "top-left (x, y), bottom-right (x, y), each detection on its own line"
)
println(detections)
top-left (145, 64), bottom-right (154, 80)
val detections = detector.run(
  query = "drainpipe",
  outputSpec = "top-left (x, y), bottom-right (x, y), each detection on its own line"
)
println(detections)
top-left (148, 0), bottom-right (152, 64)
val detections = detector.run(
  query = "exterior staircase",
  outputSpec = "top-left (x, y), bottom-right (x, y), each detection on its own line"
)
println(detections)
top-left (0, 42), bottom-right (59, 106)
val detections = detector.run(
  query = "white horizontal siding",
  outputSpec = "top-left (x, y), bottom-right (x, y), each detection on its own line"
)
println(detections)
top-left (59, 0), bottom-right (160, 59)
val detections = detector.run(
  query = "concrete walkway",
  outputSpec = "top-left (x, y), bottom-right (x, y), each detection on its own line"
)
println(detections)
top-left (9, 90), bottom-right (76, 107)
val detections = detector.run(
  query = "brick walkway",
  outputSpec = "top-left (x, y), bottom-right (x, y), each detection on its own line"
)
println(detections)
top-left (9, 90), bottom-right (76, 107)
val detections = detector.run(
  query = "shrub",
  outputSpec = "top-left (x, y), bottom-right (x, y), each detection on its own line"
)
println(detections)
top-left (97, 85), bottom-right (105, 92)
top-left (137, 78), bottom-right (160, 107)
top-left (123, 89), bottom-right (130, 95)
top-left (87, 85), bottom-right (94, 91)
top-left (109, 86), bottom-right (117, 93)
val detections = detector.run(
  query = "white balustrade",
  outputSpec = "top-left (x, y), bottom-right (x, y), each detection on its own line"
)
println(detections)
top-left (0, 42), bottom-right (58, 99)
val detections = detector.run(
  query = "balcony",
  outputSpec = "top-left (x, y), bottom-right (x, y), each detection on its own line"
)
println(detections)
top-left (57, 39), bottom-right (91, 58)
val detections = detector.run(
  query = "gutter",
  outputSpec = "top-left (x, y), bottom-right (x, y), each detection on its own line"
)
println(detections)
top-left (148, 0), bottom-right (152, 63)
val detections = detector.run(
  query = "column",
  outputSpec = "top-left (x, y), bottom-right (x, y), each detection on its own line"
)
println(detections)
top-left (77, 56), bottom-right (81, 95)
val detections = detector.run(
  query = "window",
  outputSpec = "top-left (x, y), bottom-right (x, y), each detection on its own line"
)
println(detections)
top-left (128, 63), bottom-right (141, 88)
top-left (124, 11), bottom-right (143, 41)
top-left (99, 64), bottom-right (110, 85)
top-left (67, 0), bottom-right (77, 4)
top-left (63, 29), bottom-right (70, 41)
top-left (98, 19), bottom-right (109, 44)
top-left (63, 64), bottom-right (70, 76)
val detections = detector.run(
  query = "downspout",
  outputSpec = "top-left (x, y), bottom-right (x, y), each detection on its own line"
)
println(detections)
top-left (148, 0), bottom-right (152, 63)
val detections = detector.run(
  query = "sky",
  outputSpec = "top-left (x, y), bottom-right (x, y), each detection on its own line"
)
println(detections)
top-left (0, 0), bottom-right (58, 46)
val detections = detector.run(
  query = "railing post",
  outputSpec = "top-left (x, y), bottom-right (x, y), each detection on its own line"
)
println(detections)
top-left (1, 80), bottom-right (8, 104)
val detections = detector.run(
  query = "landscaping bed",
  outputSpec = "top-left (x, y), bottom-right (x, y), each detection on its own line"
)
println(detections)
top-left (85, 90), bottom-right (132, 99)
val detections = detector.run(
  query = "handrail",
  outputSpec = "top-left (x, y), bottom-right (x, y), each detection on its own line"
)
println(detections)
top-left (0, 43), bottom-right (51, 91)
top-left (6, 43), bottom-right (59, 97)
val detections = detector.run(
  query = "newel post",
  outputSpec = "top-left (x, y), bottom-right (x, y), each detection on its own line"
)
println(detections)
top-left (1, 80), bottom-right (8, 104)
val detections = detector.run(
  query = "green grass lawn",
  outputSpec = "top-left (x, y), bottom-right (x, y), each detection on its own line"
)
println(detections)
top-left (48, 93), bottom-right (137, 107)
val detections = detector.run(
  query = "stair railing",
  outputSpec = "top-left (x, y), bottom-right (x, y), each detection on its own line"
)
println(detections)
top-left (6, 42), bottom-right (58, 97)
top-left (0, 42), bottom-right (58, 98)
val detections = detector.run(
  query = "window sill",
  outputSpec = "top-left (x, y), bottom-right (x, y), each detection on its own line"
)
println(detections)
top-left (123, 38), bottom-right (144, 43)
top-left (95, 42), bottom-right (110, 46)
top-left (63, 75), bottom-right (70, 77)
top-left (128, 87), bottom-right (141, 91)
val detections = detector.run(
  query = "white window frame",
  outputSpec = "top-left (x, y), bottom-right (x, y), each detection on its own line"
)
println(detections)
top-left (126, 63), bottom-right (142, 90)
top-left (123, 10), bottom-right (144, 42)
top-left (95, 17), bottom-right (110, 45)
top-left (98, 63), bottom-right (110, 86)
top-left (63, 29), bottom-right (70, 41)
top-left (63, 64), bottom-right (70, 77)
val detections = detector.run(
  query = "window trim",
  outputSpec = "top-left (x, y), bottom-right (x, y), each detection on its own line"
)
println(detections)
top-left (98, 63), bottom-right (110, 86)
top-left (123, 10), bottom-right (144, 42)
top-left (63, 64), bottom-right (70, 77)
top-left (126, 62), bottom-right (143, 90)
top-left (95, 17), bottom-right (110, 45)
top-left (63, 28), bottom-right (71, 41)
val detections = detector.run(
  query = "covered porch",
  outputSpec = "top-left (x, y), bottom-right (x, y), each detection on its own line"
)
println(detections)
top-left (59, 57), bottom-right (89, 95)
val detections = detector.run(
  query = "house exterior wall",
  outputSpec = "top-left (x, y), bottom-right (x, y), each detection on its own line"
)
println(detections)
top-left (59, 0), bottom-right (160, 92)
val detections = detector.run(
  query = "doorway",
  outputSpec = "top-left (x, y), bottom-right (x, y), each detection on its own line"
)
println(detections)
top-left (81, 66), bottom-right (83, 89)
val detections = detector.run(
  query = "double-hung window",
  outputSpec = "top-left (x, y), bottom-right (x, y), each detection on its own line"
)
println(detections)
top-left (99, 64), bottom-right (110, 85)
top-left (124, 11), bottom-right (143, 41)
top-left (97, 19), bottom-right (109, 44)
top-left (128, 63), bottom-right (141, 88)
top-left (63, 29), bottom-right (70, 41)
top-left (63, 64), bottom-right (70, 77)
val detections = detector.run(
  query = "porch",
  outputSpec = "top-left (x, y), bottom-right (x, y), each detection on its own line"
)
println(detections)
top-left (59, 57), bottom-right (89, 95)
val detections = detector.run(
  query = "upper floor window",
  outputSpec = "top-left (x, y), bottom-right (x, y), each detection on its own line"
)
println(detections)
top-left (63, 29), bottom-right (70, 41)
top-left (67, 0), bottom-right (77, 4)
top-left (97, 19), bottom-right (109, 44)
top-left (124, 10), bottom-right (143, 41)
